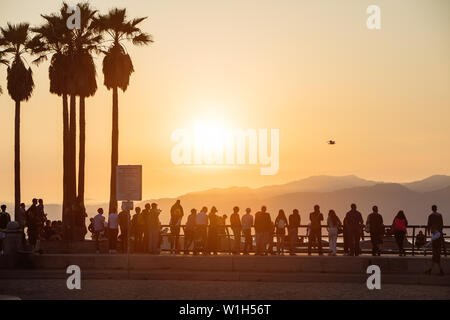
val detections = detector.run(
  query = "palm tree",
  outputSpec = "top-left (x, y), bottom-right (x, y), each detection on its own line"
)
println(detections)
top-left (31, 5), bottom-right (75, 230)
top-left (93, 8), bottom-right (152, 213)
top-left (0, 23), bottom-right (35, 217)
top-left (72, 2), bottom-right (101, 209)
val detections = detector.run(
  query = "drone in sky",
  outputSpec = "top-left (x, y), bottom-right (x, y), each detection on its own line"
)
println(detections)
top-left (327, 140), bottom-right (336, 145)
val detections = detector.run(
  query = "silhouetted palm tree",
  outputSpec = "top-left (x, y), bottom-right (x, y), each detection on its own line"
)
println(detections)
top-left (0, 23), bottom-right (35, 217)
top-left (93, 8), bottom-right (152, 213)
top-left (72, 2), bottom-right (101, 209)
top-left (31, 5), bottom-right (75, 227)
top-left (0, 47), bottom-right (9, 94)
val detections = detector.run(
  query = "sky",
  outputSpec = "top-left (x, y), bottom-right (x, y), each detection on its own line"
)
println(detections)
top-left (0, 0), bottom-right (449, 204)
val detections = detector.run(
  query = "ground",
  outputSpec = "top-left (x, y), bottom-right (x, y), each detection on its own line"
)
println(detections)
top-left (1, 279), bottom-right (449, 300)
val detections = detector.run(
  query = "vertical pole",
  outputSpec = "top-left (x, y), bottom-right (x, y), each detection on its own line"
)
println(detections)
top-left (412, 226), bottom-right (415, 256)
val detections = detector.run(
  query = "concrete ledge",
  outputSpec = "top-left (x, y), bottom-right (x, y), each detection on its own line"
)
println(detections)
top-left (1, 254), bottom-right (448, 275)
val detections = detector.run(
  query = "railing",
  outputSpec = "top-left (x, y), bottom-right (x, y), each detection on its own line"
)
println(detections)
top-left (155, 224), bottom-right (449, 256)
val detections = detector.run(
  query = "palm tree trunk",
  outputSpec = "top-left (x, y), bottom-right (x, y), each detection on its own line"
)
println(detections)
top-left (62, 94), bottom-right (68, 218)
top-left (109, 87), bottom-right (119, 214)
top-left (78, 96), bottom-right (86, 207)
top-left (14, 100), bottom-right (21, 221)
top-left (68, 94), bottom-right (77, 206)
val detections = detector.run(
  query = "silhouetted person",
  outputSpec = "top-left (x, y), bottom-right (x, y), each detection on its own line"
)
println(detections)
top-left (93, 208), bottom-right (105, 253)
top-left (148, 203), bottom-right (161, 254)
top-left (118, 208), bottom-right (131, 253)
top-left (288, 209), bottom-right (300, 256)
top-left (392, 210), bottom-right (408, 256)
top-left (424, 226), bottom-right (444, 276)
top-left (0, 205), bottom-right (11, 253)
top-left (17, 203), bottom-right (27, 243)
top-left (195, 207), bottom-right (208, 255)
top-left (274, 210), bottom-right (287, 255)
top-left (131, 207), bottom-right (142, 252)
top-left (308, 205), bottom-right (324, 256)
top-left (26, 199), bottom-right (40, 251)
top-left (108, 211), bottom-right (119, 254)
top-left (241, 208), bottom-right (253, 255)
top-left (141, 203), bottom-right (151, 252)
top-left (254, 206), bottom-right (272, 255)
top-left (208, 207), bottom-right (220, 255)
top-left (415, 231), bottom-right (426, 250)
top-left (184, 208), bottom-right (197, 254)
top-left (366, 206), bottom-right (384, 256)
top-left (230, 207), bottom-right (242, 254)
top-left (170, 200), bottom-right (184, 254)
top-left (427, 205), bottom-right (446, 257)
top-left (327, 210), bottom-right (342, 256)
top-left (344, 204), bottom-right (363, 256)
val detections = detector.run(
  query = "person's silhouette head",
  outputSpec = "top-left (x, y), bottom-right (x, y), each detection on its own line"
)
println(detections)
top-left (245, 208), bottom-right (251, 214)
top-left (191, 208), bottom-right (197, 215)
top-left (151, 203), bottom-right (158, 209)
top-left (32, 198), bottom-right (38, 205)
top-left (261, 206), bottom-right (267, 213)
top-left (372, 206), bottom-right (378, 213)
top-left (97, 208), bottom-right (103, 215)
top-left (293, 209), bottom-right (299, 215)
top-left (201, 206), bottom-right (208, 213)
top-left (145, 203), bottom-right (151, 210)
top-left (211, 206), bottom-right (218, 214)
top-left (351, 203), bottom-right (357, 210)
top-left (135, 207), bottom-right (141, 214)
top-left (176, 200), bottom-right (181, 205)
top-left (20, 203), bottom-right (25, 209)
top-left (0, 205), bottom-right (6, 212)
top-left (38, 199), bottom-right (43, 205)
top-left (314, 205), bottom-right (320, 212)
top-left (432, 205), bottom-right (437, 212)
top-left (233, 206), bottom-right (239, 214)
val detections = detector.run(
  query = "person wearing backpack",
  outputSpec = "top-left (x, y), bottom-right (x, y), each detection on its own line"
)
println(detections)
top-left (274, 210), bottom-right (288, 255)
top-left (392, 210), bottom-right (408, 256)
top-left (0, 205), bottom-right (11, 253)
top-left (327, 210), bottom-right (342, 256)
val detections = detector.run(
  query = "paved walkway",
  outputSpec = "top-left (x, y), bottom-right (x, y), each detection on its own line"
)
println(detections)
top-left (0, 279), bottom-right (449, 300)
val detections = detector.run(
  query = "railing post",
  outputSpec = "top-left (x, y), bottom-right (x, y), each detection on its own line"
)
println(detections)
top-left (412, 226), bottom-right (415, 256)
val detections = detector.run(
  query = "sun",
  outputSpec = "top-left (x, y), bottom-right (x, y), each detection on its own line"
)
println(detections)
top-left (193, 119), bottom-right (230, 156)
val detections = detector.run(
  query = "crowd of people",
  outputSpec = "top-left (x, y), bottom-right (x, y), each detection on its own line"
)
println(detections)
top-left (0, 200), bottom-right (446, 275)
top-left (0, 199), bottom-right (63, 254)
top-left (85, 201), bottom-right (446, 275)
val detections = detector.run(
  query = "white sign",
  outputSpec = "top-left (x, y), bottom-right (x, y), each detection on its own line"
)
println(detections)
top-left (116, 165), bottom-right (142, 201)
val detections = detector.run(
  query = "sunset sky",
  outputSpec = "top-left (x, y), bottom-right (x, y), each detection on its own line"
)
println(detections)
top-left (0, 0), bottom-right (449, 204)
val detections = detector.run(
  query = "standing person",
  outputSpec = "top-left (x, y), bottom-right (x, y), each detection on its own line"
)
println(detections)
top-left (254, 208), bottom-right (263, 255)
top-left (275, 209), bottom-right (288, 255)
top-left (327, 210), bottom-right (342, 256)
top-left (169, 208), bottom-right (183, 254)
top-left (184, 209), bottom-right (197, 254)
top-left (230, 207), bottom-right (242, 255)
top-left (261, 207), bottom-right (273, 255)
top-left (343, 215), bottom-right (349, 255)
top-left (366, 206), bottom-right (384, 256)
top-left (207, 207), bottom-right (220, 255)
top-left (288, 209), bottom-right (300, 256)
top-left (108, 211), bottom-right (119, 254)
top-left (308, 205), bottom-right (324, 256)
top-left (254, 206), bottom-right (271, 255)
top-left (344, 204), bottom-right (364, 256)
top-left (118, 208), bottom-right (131, 253)
top-left (0, 205), bottom-right (11, 253)
top-left (423, 226), bottom-right (444, 276)
top-left (195, 207), bottom-right (208, 255)
top-left (241, 208), bottom-right (254, 255)
top-left (93, 208), bottom-right (105, 254)
top-left (131, 207), bottom-right (142, 252)
top-left (16, 203), bottom-right (27, 244)
top-left (147, 203), bottom-right (161, 254)
top-left (392, 210), bottom-right (408, 256)
top-left (427, 205), bottom-right (446, 257)
top-left (141, 204), bottom-right (151, 253)
top-left (26, 199), bottom-right (40, 252)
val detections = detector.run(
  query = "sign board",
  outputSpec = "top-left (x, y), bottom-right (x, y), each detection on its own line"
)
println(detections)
top-left (116, 165), bottom-right (142, 201)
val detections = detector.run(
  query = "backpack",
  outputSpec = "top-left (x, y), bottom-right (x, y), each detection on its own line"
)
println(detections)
top-left (394, 218), bottom-right (406, 232)
top-left (277, 219), bottom-right (286, 229)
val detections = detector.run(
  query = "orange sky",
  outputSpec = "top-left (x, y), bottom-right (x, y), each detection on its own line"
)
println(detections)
top-left (0, 0), bottom-right (449, 204)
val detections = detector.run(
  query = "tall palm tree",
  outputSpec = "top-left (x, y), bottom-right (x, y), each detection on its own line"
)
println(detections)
top-left (93, 8), bottom-right (152, 213)
top-left (72, 2), bottom-right (101, 209)
top-left (0, 46), bottom-right (9, 94)
top-left (31, 5), bottom-right (75, 230)
top-left (0, 23), bottom-right (35, 217)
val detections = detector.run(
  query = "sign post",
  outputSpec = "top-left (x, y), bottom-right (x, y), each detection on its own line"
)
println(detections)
top-left (116, 165), bottom-right (142, 278)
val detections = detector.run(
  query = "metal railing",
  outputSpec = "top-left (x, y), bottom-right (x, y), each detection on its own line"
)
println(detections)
top-left (153, 224), bottom-right (449, 256)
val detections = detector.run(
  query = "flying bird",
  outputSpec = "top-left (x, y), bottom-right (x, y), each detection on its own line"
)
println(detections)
top-left (327, 140), bottom-right (336, 145)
